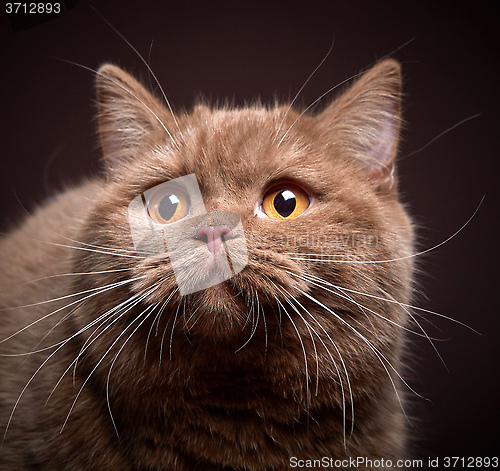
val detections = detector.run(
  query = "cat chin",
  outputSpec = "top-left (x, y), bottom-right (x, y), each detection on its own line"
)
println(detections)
top-left (182, 283), bottom-right (254, 340)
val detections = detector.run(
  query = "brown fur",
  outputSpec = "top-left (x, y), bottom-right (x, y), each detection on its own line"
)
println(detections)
top-left (0, 59), bottom-right (414, 470)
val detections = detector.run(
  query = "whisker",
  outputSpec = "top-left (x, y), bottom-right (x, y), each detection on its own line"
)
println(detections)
top-left (89, 5), bottom-right (184, 142)
top-left (61, 283), bottom-right (162, 434)
top-left (301, 271), bottom-right (479, 334)
top-left (260, 276), bottom-right (317, 416)
top-left (235, 290), bottom-right (261, 353)
top-left (70, 288), bottom-right (156, 381)
top-left (275, 298), bottom-right (284, 348)
top-left (105, 302), bottom-right (160, 437)
top-left (299, 270), bottom-right (451, 372)
top-left (278, 292), bottom-right (321, 396)
top-left (2, 279), bottom-right (141, 441)
top-left (0, 301), bottom-right (88, 358)
top-left (181, 297), bottom-right (194, 340)
top-left (57, 59), bottom-right (181, 151)
top-left (0, 276), bottom-right (144, 345)
top-left (286, 194), bottom-right (484, 267)
top-left (260, 296), bottom-right (268, 357)
top-left (144, 286), bottom-right (177, 363)
top-left (19, 268), bottom-right (132, 287)
top-left (45, 239), bottom-right (144, 259)
top-left (0, 231), bottom-right (145, 260)
top-left (273, 34), bottom-right (335, 143)
top-left (378, 287), bottom-right (449, 371)
top-left (295, 271), bottom-right (441, 340)
top-left (297, 287), bottom-right (428, 424)
top-left (154, 291), bottom-right (177, 365)
top-left (183, 304), bottom-right (201, 330)
top-left (402, 113), bottom-right (481, 159)
top-left (276, 70), bottom-right (365, 148)
top-left (30, 299), bottom-right (98, 364)
top-left (241, 285), bottom-right (255, 331)
top-left (385, 37), bottom-right (416, 57)
top-left (167, 301), bottom-right (181, 361)
top-left (272, 282), bottom-right (353, 447)
top-left (56, 291), bottom-right (150, 395)
top-left (291, 301), bottom-right (352, 447)
top-left (273, 297), bottom-right (311, 411)
top-left (3, 343), bottom-right (66, 442)
top-left (54, 232), bottom-right (141, 255)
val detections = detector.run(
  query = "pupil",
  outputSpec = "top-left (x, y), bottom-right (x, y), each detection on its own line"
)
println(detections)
top-left (274, 190), bottom-right (296, 217)
top-left (158, 194), bottom-right (179, 221)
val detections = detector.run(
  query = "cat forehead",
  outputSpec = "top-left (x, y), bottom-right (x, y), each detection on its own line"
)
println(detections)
top-left (128, 102), bottom-right (355, 199)
top-left (166, 106), bottom-right (328, 187)
top-left (185, 104), bottom-right (292, 139)
top-left (183, 105), bottom-right (320, 156)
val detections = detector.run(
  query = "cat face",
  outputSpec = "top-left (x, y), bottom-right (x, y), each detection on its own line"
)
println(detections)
top-left (74, 60), bottom-right (414, 402)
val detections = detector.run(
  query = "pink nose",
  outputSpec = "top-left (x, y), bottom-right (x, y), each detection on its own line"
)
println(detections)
top-left (196, 225), bottom-right (233, 254)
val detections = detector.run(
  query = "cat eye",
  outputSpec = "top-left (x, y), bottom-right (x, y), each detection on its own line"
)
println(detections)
top-left (146, 188), bottom-right (190, 224)
top-left (262, 184), bottom-right (310, 220)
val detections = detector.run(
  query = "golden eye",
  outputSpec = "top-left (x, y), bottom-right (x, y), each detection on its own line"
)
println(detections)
top-left (262, 185), bottom-right (310, 220)
top-left (146, 188), bottom-right (190, 224)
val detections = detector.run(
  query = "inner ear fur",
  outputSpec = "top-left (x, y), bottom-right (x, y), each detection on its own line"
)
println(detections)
top-left (316, 59), bottom-right (402, 191)
top-left (96, 64), bottom-right (172, 176)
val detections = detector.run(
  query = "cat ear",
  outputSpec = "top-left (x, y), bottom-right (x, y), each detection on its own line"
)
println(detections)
top-left (317, 59), bottom-right (402, 190)
top-left (95, 64), bottom-right (170, 176)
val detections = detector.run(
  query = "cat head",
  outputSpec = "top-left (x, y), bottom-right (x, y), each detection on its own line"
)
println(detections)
top-left (80, 59), bottom-right (413, 356)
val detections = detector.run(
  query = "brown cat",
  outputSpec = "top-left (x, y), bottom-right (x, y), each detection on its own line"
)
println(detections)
top-left (0, 58), bottom-right (414, 470)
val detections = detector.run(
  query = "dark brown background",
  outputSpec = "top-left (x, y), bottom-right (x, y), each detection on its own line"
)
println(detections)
top-left (1, 0), bottom-right (499, 463)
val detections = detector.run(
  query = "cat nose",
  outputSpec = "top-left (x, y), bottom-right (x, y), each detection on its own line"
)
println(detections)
top-left (196, 225), bottom-right (233, 254)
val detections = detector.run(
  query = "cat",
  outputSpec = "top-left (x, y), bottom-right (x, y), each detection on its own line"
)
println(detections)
top-left (0, 57), bottom-right (415, 470)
